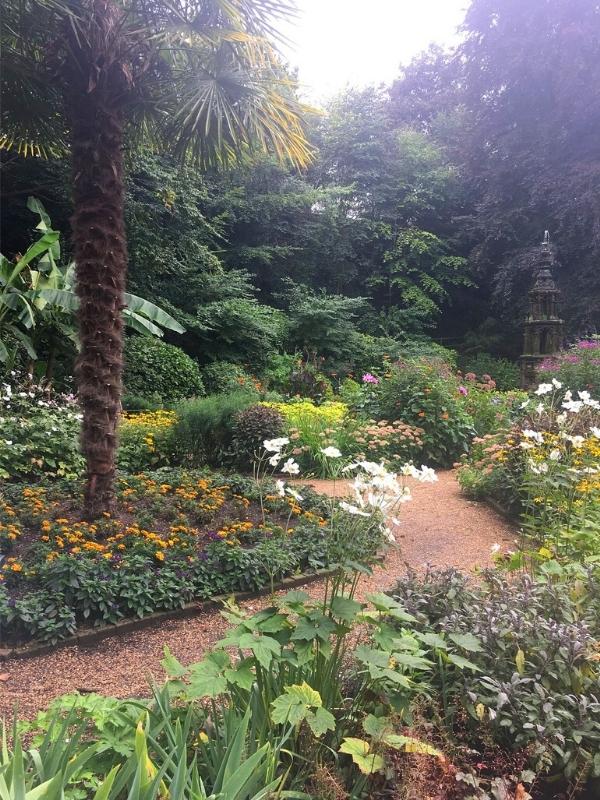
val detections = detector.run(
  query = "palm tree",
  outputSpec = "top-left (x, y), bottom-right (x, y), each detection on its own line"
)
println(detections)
top-left (1, 0), bottom-right (312, 516)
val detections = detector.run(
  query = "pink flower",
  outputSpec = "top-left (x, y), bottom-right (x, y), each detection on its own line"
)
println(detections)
top-left (458, 385), bottom-right (468, 396)
top-left (362, 373), bottom-right (379, 385)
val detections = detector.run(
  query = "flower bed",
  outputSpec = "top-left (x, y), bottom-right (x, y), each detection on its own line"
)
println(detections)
top-left (458, 382), bottom-right (600, 563)
top-left (0, 467), bottom-right (384, 644)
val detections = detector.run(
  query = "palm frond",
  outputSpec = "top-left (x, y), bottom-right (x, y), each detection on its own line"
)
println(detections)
top-left (1, 0), bottom-right (313, 169)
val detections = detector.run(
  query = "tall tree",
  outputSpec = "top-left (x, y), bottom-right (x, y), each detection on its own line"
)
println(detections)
top-left (2, 0), bottom-right (311, 516)
top-left (459, 0), bottom-right (600, 332)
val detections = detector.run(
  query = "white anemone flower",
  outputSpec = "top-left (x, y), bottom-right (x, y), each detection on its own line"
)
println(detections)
top-left (549, 449), bottom-right (561, 461)
top-left (269, 453), bottom-right (282, 467)
top-left (522, 429), bottom-right (544, 444)
top-left (416, 465), bottom-right (438, 483)
top-left (263, 437), bottom-right (290, 452)
top-left (339, 501), bottom-right (371, 517)
top-left (286, 487), bottom-right (304, 502)
top-left (320, 446), bottom-right (342, 458)
top-left (281, 458), bottom-right (300, 475)
top-left (528, 460), bottom-right (548, 475)
top-left (551, 378), bottom-right (562, 389)
top-left (535, 383), bottom-right (553, 395)
top-left (275, 479), bottom-right (286, 497)
top-left (566, 435), bottom-right (585, 448)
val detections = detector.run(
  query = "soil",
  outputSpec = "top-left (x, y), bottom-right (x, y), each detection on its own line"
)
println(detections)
top-left (0, 470), bottom-right (514, 718)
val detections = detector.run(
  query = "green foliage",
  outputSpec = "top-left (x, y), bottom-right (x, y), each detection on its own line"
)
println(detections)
top-left (201, 361), bottom-right (257, 395)
top-left (0, 198), bottom-right (60, 366)
top-left (374, 359), bottom-right (474, 466)
top-left (368, 228), bottom-right (471, 333)
top-left (279, 282), bottom-right (367, 370)
top-left (192, 299), bottom-right (286, 368)
top-left (123, 337), bottom-right (204, 405)
top-left (174, 392), bottom-right (256, 467)
top-left (0, 377), bottom-right (84, 481)
top-left (461, 352), bottom-right (521, 391)
top-left (7, 689), bottom-right (295, 799)
top-left (391, 565), bottom-right (600, 780)
top-left (261, 352), bottom-right (297, 394)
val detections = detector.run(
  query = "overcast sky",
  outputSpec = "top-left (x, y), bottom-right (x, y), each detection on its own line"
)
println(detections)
top-left (280, 0), bottom-right (468, 102)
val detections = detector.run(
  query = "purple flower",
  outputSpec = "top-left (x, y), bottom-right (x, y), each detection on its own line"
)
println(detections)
top-left (577, 339), bottom-right (600, 350)
top-left (458, 385), bottom-right (468, 396)
top-left (362, 373), bottom-right (379, 385)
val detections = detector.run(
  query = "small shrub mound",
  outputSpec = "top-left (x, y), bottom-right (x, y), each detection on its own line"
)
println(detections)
top-left (118, 410), bottom-right (178, 472)
top-left (123, 336), bottom-right (204, 404)
top-left (461, 352), bottom-right (520, 391)
top-left (174, 391), bottom-right (258, 466)
top-left (231, 404), bottom-right (285, 467)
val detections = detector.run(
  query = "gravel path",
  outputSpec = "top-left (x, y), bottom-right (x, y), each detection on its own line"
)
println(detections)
top-left (1, 471), bottom-right (515, 718)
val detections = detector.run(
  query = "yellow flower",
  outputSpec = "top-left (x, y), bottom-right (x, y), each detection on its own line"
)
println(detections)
top-left (155, 551), bottom-right (165, 562)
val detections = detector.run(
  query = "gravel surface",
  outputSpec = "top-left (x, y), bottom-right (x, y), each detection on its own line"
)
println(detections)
top-left (1, 470), bottom-right (515, 718)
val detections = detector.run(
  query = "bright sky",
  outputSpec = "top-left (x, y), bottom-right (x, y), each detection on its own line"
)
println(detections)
top-left (281, 0), bottom-right (468, 102)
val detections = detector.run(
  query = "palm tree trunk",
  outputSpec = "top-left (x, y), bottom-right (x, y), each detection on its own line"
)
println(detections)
top-left (69, 87), bottom-right (127, 518)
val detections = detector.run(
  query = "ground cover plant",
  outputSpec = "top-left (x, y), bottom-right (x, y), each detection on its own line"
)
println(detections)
top-left (390, 563), bottom-right (600, 794)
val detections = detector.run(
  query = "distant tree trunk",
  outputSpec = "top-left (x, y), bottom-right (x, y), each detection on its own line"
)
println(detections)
top-left (66, 0), bottom-right (128, 517)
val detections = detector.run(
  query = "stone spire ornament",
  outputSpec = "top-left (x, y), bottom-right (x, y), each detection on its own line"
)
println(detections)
top-left (520, 232), bottom-right (564, 388)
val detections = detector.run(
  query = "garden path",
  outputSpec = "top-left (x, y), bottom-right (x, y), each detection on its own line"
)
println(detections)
top-left (1, 470), bottom-right (514, 718)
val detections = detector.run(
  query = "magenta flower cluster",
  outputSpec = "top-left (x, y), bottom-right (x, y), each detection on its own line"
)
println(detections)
top-left (362, 373), bottom-right (379, 385)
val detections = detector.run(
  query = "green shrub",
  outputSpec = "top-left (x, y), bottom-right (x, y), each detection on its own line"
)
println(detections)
top-left (123, 336), bottom-right (204, 404)
top-left (174, 392), bottom-right (256, 466)
top-left (201, 360), bottom-right (256, 394)
top-left (458, 383), bottom-right (527, 436)
top-left (460, 352), bottom-right (520, 390)
top-left (231, 404), bottom-right (285, 466)
top-left (0, 378), bottom-right (84, 481)
top-left (337, 377), bottom-right (362, 405)
top-left (537, 338), bottom-right (600, 395)
top-left (374, 359), bottom-right (474, 466)
top-left (262, 352), bottom-right (298, 393)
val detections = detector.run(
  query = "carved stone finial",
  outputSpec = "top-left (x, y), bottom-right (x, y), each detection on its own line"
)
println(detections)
top-left (542, 230), bottom-right (550, 246)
